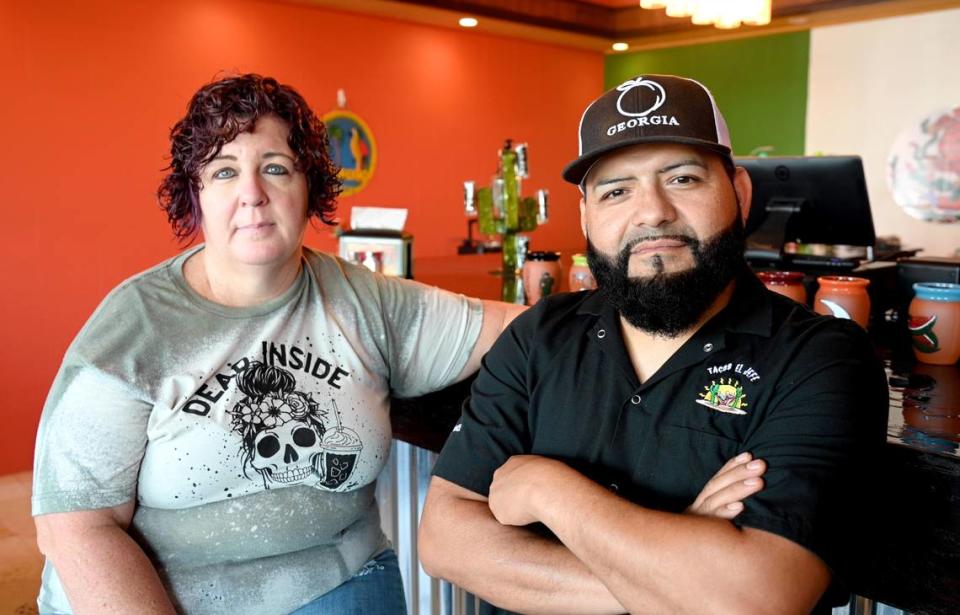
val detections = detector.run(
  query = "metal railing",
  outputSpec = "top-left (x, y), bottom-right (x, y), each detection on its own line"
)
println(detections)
top-left (378, 440), bottom-right (480, 615)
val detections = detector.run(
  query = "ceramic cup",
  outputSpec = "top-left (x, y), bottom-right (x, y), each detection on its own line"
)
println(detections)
top-left (523, 251), bottom-right (561, 305)
top-left (908, 282), bottom-right (960, 365)
top-left (814, 276), bottom-right (871, 328)
top-left (756, 270), bottom-right (807, 304)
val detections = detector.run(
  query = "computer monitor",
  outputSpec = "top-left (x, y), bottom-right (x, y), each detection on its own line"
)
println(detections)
top-left (736, 156), bottom-right (876, 267)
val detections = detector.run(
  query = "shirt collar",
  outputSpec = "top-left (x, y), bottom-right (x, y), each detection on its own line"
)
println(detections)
top-left (715, 267), bottom-right (774, 338)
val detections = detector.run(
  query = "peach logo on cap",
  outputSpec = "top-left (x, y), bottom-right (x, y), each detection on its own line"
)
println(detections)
top-left (615, 77), bottom-right (667, 118)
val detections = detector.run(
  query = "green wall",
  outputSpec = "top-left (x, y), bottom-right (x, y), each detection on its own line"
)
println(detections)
top-left (605, 31), bottom-right (810, 156)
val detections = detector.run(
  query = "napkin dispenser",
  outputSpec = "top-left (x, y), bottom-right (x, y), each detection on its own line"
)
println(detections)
top-left (339, 229), bottom-right (413, 279)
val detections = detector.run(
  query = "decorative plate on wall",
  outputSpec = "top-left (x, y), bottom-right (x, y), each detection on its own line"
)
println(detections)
top-left (887, 106), bottom-right (960, 223)
top-left (323, 109), bottom-right (378, 197)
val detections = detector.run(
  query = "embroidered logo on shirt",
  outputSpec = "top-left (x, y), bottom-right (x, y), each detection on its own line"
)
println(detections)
top-left (697, 378), bottom-right (748, 415)
top-left (706, 361), bottom-right (760, 382)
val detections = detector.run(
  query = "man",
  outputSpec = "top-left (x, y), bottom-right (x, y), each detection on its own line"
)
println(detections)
top-left (418, 75), bottom-right (888, 614)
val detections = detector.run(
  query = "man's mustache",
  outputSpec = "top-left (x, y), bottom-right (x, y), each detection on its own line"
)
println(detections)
top-left (622, 233), bottom-right (697, 252)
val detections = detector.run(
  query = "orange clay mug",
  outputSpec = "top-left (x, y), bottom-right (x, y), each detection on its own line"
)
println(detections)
top-left (756, 271), bottom-right (807, 304)
top-left (814, 276), bottom-right (870, 328)
top-left (523, 251), bottom-right (562, 305)
top-left (908, 282), bottom-right (960, 365)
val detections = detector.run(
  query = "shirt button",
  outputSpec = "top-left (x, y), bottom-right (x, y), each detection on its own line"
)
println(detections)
top-left (597, 329), bottom-right (606, 339)
top-left (703, 342), bottom-right (714, 352)
top-left (630, 394), bottom-right (642, 405)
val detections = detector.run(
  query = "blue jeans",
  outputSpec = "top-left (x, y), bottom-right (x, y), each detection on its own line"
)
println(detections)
top-left (291, 549), bottom-right (408, 615)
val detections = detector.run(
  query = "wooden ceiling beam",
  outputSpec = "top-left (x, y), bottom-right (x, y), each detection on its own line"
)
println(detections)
top-left (615, 0), bottom-right (960, 51)
top-left (389, 0), bottom-right (617, 37)
top-left (300, 0), bottom-right (960, 52)
top-left (300, 0), bottom-right (613, 50)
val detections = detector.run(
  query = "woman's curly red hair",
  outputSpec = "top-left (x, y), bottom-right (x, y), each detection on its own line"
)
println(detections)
top-left (158, 74), bottom-right (341, 240)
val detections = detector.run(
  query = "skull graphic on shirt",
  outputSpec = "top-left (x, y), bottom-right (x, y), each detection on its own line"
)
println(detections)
top-left (227, 360), bottom-right (363, 490)
top-left (251, 417), bottom-right (324, 484)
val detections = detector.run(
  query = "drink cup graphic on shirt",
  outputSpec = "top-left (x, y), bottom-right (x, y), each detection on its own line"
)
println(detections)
top-left (320, 400), bottom-right (362, 489)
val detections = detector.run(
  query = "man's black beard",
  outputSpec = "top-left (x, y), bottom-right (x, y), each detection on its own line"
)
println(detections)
top-left (587, 219), bottom-right (746, 338)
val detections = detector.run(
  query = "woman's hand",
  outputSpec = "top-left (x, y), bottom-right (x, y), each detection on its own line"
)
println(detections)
top-left (686, 452), bottom-right (766, 519)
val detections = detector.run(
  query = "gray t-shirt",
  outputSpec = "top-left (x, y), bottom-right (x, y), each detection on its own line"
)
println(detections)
top-left (32, 246), bottom-right (483, 614)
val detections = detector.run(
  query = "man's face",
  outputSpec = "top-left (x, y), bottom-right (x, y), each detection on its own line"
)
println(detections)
top-left (579, 143), bottom-right (750, 278)
top-left (579, 143), bottom-right (753, 336)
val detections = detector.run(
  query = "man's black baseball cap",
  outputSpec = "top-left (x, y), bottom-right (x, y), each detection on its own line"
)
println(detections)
top-left (563, 74), bottom-right (733, 186)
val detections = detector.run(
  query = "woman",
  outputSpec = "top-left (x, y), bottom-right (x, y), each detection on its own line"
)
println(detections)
top-left (31, 74), bottom-right (521, 615)
top-left (32, 74), bottom-right (763, 614)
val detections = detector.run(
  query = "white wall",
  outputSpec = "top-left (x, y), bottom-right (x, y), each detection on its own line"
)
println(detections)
top-left (806, 8), bottom-right (960, 257)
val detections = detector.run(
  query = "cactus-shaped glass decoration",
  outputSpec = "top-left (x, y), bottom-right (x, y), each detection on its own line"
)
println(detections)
top-left (464, 139), bottom-right (549, 304)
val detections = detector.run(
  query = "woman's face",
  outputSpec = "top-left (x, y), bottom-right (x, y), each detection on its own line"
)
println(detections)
top-left (197, 115), bottom-right (309, 269)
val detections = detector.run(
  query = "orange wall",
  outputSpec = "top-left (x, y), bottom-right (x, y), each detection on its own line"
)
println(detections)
top-left (0, 0), bottom-right (603, 474)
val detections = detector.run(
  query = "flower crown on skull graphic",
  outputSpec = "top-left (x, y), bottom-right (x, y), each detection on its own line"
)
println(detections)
top-left (228, 361), bottom-right (362, 490)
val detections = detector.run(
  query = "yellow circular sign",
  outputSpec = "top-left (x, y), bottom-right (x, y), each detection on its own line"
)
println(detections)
top-left (322, 109), bottom-right (378, 197)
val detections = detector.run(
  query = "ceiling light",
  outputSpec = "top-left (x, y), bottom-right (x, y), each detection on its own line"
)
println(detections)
top-left (640, 0), bottom-right (771, 29)
top-left (458, 17), bottom-right (478, 28)
top-left (665, 0), bottom-right (697, 18)
top-left (612, 42), bottom-right (629, 51)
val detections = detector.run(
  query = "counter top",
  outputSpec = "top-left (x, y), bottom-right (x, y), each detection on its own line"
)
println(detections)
top-left (412, 249), bottom-right (585, 301)
top-left (413, 253), bottom-right (504, 300)
top-left (887, 359), bottom-right (960, 459)
top-left (854, 356), bottom-right (960, 615)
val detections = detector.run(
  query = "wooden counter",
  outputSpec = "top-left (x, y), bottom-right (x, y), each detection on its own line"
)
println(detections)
top-left (853, 357), bottom-right (960, 615)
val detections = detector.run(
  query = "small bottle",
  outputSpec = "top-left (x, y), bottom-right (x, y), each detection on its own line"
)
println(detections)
top-left (358, 251), bottom-right (383, 273)
top-left (568, 253), bottom-right (596, 291)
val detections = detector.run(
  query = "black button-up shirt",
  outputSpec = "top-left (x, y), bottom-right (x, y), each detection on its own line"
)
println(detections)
top-left (434, 270), bottom-right (888, 595)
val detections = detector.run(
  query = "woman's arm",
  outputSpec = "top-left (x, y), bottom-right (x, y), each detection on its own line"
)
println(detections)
top-left (35, 502), bottom-right (177, 615)
top-left (455, 300), bottom-right (527, 381)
